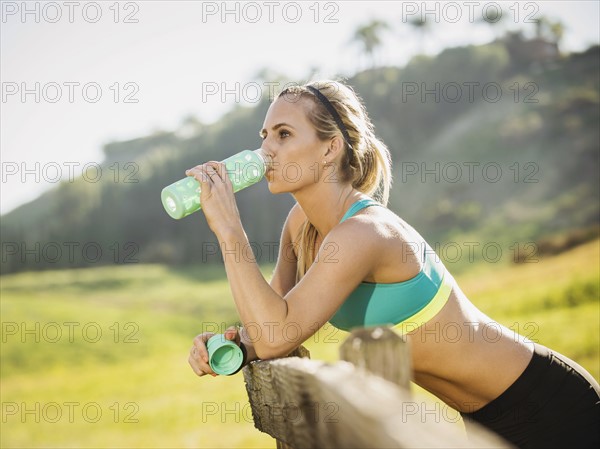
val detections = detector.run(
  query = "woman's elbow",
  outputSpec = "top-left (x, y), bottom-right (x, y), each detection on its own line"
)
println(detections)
top-left (253, 341), bottom-right (298, 360)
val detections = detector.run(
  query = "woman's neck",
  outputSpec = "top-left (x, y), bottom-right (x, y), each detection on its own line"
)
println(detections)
top-left (293, 182), bottom-right (364, 238)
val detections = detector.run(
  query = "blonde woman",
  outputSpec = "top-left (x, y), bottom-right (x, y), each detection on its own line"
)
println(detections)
top-left (187, 80), bottom-right (599, 448)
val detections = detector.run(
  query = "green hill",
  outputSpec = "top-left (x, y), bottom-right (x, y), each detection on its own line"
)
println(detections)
top-left (1, 36), bottom-right (598, 274)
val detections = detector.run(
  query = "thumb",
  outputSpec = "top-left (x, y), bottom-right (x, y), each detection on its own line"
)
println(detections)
top-left (224, 326), bottom-right (240, 344)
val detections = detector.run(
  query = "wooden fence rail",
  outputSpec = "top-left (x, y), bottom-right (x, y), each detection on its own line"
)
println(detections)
top-left (242, 327), bottom-right (511, 449)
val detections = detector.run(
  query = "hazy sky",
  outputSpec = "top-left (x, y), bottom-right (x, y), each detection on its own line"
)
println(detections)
top-left (2, 1), bottom-right (599, 214)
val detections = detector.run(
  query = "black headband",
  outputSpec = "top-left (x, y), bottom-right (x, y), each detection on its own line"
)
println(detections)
top-left (306, 85), bottom-right (353, 150)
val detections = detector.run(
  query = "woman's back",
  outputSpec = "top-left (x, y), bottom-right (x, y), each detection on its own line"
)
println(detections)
top-left (292, 200), bottom-right (534, 412)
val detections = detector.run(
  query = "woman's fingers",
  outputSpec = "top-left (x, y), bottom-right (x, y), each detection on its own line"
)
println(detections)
top-left (204, 165), bottom-right (221, 185)
top-left (185, 164), bottom-right (214, 187)
top-left (203, 163), bottom-right (233, 193)
top-left (184, 162), bottom-right (232, 209)
top-left (224, 326), bottom-right (240, 345)
top-left (209, 162), bottom-right (232, 187)
top-left (192, 335), bottom-right (210, 363)
top-left (185, 165), bottom-right (207, 181)
top-left (188, 350), bottom-right (206, 376)
top-left (188, 333), bottom-right (218, 377)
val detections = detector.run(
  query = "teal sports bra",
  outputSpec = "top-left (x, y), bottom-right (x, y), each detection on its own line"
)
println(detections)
top-left (328, 198), bottom-right (454, 332)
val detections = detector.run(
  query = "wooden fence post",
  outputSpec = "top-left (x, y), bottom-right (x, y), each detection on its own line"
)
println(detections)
top-left (242, 345), bottom-right (310, 449)
top-left (339, 326), bottom-right (411, 389)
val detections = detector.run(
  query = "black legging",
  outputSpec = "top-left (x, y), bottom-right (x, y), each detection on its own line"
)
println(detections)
top-left (461, 343), bottom-right (600, 449)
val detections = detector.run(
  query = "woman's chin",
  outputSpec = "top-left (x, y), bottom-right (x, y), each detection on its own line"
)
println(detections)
top-left (267, 181), bottom-right (284, 194)
top-left (266, 179), bottom-right (293, 195)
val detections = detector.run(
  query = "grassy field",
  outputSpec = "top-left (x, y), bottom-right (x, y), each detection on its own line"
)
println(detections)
top-left (1, 239), bottom-right (598, 448)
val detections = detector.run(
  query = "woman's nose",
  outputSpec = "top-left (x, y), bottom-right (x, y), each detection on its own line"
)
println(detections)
top-left (260, 143), bottom-right (275, 160)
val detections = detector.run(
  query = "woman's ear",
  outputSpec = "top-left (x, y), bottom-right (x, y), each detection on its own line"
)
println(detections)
top-left (325, 135), bottom-right (345, 161)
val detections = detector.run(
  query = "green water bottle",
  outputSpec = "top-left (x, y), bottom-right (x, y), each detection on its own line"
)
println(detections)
top-left (161, 149), bottom-right (270, 219)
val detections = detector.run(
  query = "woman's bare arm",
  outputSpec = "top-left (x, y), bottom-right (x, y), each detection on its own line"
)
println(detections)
top-left (218, 215), bottom-right (380, 359)
top-left (269, 203), bottom-right (304, 297)
top-left (241, 203), bottom-right (303, 362)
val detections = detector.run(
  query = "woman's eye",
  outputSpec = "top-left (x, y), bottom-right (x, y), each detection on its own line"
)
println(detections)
top-left (259, 130), bottom-right (290, 140)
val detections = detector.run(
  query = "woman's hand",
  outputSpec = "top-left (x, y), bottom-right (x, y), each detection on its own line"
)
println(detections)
top-left (188, 326), bottom-right (241, 378)
top-left (185, 162), bottom-right (242, 237)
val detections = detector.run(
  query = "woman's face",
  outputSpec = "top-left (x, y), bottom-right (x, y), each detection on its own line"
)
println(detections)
top-left (260, 95), bottom-right (328, 194)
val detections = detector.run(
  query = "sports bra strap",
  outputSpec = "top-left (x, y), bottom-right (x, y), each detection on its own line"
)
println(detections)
top-left (339, 198), bottom-right (381, 223)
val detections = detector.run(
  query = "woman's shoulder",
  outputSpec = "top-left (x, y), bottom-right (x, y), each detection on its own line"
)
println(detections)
top-left (333, 205), bottom-right (429, 266)
top-left (327, 205), bottom-right (400, 255)
top-left (281, 202), bottom-right (307, 242)
top-left (284, 200), bottom-right (421, 248)
top-left (337, 203), bottom-right (406, 238)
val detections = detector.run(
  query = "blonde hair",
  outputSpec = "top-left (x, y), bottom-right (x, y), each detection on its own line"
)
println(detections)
top-left (278, 80), bottom-right (393, 281)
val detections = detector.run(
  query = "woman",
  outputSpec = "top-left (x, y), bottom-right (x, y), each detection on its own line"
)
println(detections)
top-left (187, 80), bottom-right (599, 448)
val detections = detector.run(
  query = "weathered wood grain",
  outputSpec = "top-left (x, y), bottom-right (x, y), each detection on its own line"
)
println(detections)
top-left (242, 330), bottom-right (512, 448)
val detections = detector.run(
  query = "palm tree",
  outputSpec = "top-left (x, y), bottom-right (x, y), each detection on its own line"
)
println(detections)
top-left (351, 19), bottom-right (390, 69)
top-left (476, 6), bottom-right (509, 41)
top-left (408, 16), bottom-right (431, 56)
top-left (534, 16), bottom-right (565, 54)
top-left (549, 21), bottom-right (565, 52)
top-left (534, 16), bottom-right (564, 43)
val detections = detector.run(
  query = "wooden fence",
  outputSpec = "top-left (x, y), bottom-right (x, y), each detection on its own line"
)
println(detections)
top-left (242, 327), bottom-right (511, 449)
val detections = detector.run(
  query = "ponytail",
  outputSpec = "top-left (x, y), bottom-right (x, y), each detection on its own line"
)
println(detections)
top-left (351, 129), bottom-right (392, 206)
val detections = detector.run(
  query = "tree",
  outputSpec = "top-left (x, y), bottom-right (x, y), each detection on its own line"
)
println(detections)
top-left (351, 20), bottom-right (390, 69)
top-left (536, 17), bottom-right (565, 52)
top-left (476, 5), bottom-right (509, 41)
top-left (408, 16), bottom-right (431, 56)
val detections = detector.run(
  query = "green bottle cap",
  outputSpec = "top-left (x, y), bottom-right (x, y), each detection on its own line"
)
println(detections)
top-left (161, 187), bottom-right (183, 219)
top-left (206, 334), bottom-right (244, 375)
